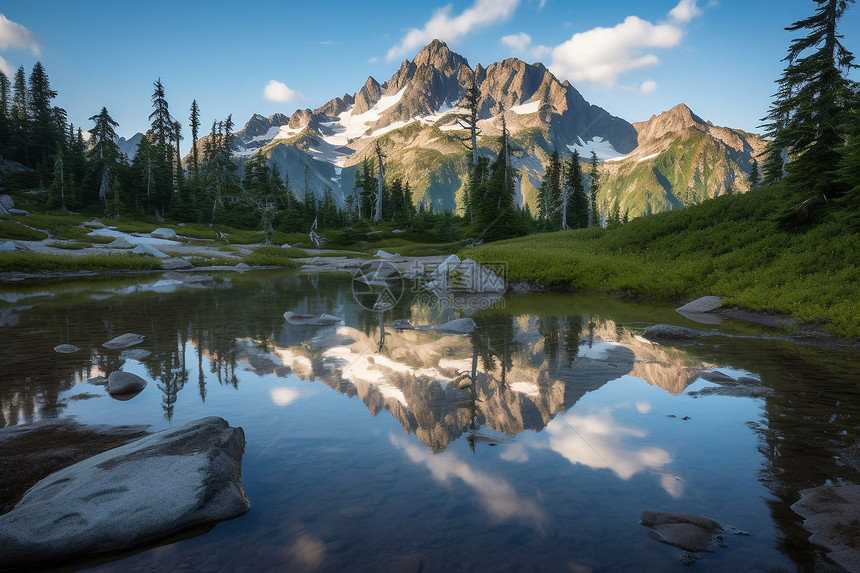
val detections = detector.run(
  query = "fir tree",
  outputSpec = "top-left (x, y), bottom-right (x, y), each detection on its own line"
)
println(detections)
top-left (87, 107), bottom-right (121, 205)
top-left (456, 67), bottom-right (482, 168)
top-left (563, 151), bottom-right (588, 230)
top-left (748, 157), bottom-right (761, 189)
top-left (10, 66), bottom-right (28, 164)
top-left (27, 62), bottom-right (60, 167)
top-left (760, 0), bottom-right (858, 209)
top-left (588, 151), bottom-right (600, 227)
top-left (0, 71), bottom-right (9, 158)
top-left (189, 99), bottom-right (201, 176)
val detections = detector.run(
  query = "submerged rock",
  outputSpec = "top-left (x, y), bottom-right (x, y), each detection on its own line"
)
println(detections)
top-left (642, 324), bottom-right (707, 342)
top-left (102, 333), bottom-right (145, 349)
top-left (53, 344), bottom-right (80, 354)
top-left (792, 483), bottom-right (860, 573)
top-left (284, 311), bottom-right (343, 326)
top-left (0, 417), bottom-right (249, 570)
top-left (676, 296), bottom-right (723, 314)
top-left (640, 510), bottom-right (723, 552)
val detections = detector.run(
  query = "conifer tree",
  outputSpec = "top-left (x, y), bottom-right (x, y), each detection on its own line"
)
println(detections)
top-left (27, 62), bottom-right (60, 167)
top-left (11, 66), bottom-right (28, 164)
top-left (748, 158), bottom-right (761, 189)
top-left (761, 0), bottom-right (857, 207)
top-left (588, 151), bottom-right (600, 227)
top-left (456, 67), bottom-right (482, 168)
top-left (537, 150), bottom-right (561, 226)
top-left (0, 71), bottom-right (9, 158)
top-left (148, 78), bottom-right (175, 217)
top-left (189, 99), bottom-right (200, 176)
top-left (88, 107), bottom-right (121, 205)
top-left (563, 151), bottom-right (588, 230)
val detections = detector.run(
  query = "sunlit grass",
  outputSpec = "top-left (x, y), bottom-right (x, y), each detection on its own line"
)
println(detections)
top-left (464, 185), bottom-right (860, 338)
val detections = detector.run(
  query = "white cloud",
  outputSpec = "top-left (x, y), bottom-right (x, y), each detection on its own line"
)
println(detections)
top-left (0, 14), bottom-right (39, 55)
top-left (548, 1), bottom-right (702, 89)
top-left (386, 0), bottom-right (519, 61)
top-left (640, 80), bottom-right (658, 94)
top-left (669, 0), bottom-right (703, 23)
top-left (263, 80), bottom-right (300, 103)
top-left (0, 55), bottom-right (12, 77)
top-left (501, 32), bottom-right (531, 53)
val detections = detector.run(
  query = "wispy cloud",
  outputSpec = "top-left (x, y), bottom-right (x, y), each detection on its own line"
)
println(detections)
top-left (640, 80), bottom-right (658, 94)
top-left (548, 0), bottom-right (702, 89)
top-left (386, 0), bottom-right (519, 61)
top-left (263, 80), bottom-right (301, 103)
top-left (501, 32), bottom-right (531, 53)
top-left (0, 55), bottom-right (12, 76)
top-left (0, 14), bottom-right (40, 55)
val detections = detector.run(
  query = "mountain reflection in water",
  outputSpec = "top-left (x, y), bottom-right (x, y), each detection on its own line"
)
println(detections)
top-left (1, 270), bottom-right (859, 572)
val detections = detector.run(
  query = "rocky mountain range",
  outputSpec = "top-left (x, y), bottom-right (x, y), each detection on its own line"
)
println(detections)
top-left (215, 40), bottom-right (765, 218)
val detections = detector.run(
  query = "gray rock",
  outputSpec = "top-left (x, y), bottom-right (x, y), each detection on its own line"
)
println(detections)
top-left (0, 417), bottom-right (249, 570)
top-left (283, 311), bottom-right (343, 326)
top-left (184, 274), bottom-right (215, 286)
top-left (642, 324), bottom-right (706, 342)
top-left (103, 333), bottom-right (145, 349)
top-left (0, 241), bottom-right (17, 252)
top-left (161, 257), bottom-right (193, 270)
top-left (82, 220), bottom-right (106, 229)
top-left (640, 510), bottom-right (723, 552)
top-left (792, 483), bottom-right (860, 573)
top-left (105, 236), bottom-right (133, 249)
top-left (132, 244), bottom-right (169, 258)
top-left (235, 262), bottom-right (251, 272)
top-left (8, 208), bottom-right (28, 215)
top-left (53, 344), bottom-right (80, 354)
top-left (0, 194), bottom-right (14, 211)
top-left (676, 296), bottom-right (724, 314)
top-left (107, 371), bottom-right (147, 395)
top-left (150, 227), bottom-right (177, 240)
top-left (434, 318), bottom-right (476, 335)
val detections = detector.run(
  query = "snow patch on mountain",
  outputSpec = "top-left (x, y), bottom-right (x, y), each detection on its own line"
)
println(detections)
top-left (568, 136), bottom-right (628, 162)
top-left (637, 152), bottom-right (660, 162)
top-left (321, 87), bottom-right (408, 147)
top-left (510, 100), bottom-right (541, 115)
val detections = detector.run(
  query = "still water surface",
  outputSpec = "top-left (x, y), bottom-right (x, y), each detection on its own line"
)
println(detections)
top-left (1, 270), bottom-right (859, 572)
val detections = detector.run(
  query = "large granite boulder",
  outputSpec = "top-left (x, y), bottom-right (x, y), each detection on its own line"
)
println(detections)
top-left (0, 417), bottom-right (249, 570)
top-left (150, 227), bottom-right (177, 240)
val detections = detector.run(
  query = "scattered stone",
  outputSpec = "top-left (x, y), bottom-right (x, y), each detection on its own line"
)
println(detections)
top-left (677, 296), bottom-right (724, 314)
top-left (0, 417), bottom-right (249, 570)
top-left (107, 371), bottom-right (147, 396)
top-left (8, 208), bottom-right (28, 215)
top-left (0, 241), bottom-right (18, 252)
top-left (434, 318), bottom-right (476, 335)
top-left (235, 262), bottom-right (251, 272)
top-left (120, 348), bottom-right (151, 362)
top-left (132, 244), bottom-right (169, 258)
top-left (104, 236), bottom-right (133, 249)
top-left (102, 333), bottom-right (145, 349)
top-left (284, 311), bottom-right (343, 326)
top-left (387, 319), bottom-right (415, 330)
top-left (280, 242), bottom-right (291, 248)
top-left (82, 220), bottom-right (106, 229)
top-left (642, 324), bottom-right (707, 342)
top-left (150, 227), bottom-right (177, 240)
top-left (375, 250), bottom-right (401, 259)
top-left (640, 510), bottom-right (724, 552)
top-left (161, 257), bottom-right (193, 270)
top-left (308, 257), bottom-right (327, 266)
top-left (53, 344), bottom-right (80, 354)
top-left (792, 483), bottom-right (860, 573)
top-left (0, 195), bottom-right (14, 212)
top-left (184, 274), bottom-right (215, 286)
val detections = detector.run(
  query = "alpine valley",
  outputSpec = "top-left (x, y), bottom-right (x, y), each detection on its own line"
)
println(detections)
top-left (198, 40), bottom-right (767, 218)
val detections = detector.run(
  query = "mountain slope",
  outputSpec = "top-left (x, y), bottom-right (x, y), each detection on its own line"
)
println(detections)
top-left (221, 41), bottom-right (762, 219)
top-left (597, 104), bottom-right (766, 217)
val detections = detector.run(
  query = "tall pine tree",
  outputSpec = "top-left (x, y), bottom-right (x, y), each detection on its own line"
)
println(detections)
top-left (761, 0), bottom-right (858, 212)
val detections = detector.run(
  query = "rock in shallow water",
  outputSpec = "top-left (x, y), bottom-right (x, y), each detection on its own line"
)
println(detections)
top-left (102, 333), bottom-right (145, 349)
top-left (640, 510), bottom-right (723, 552)
top-left (642, 324), bottom-right (707, 342)
top-left (107, 371), bottom-right (147, 396)
top-left (0, 416), bottom-right (249, 570)
top-left (53, 344), bottom-right (80, 354)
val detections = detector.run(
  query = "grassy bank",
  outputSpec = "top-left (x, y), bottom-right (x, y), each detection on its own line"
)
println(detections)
top-left (463, 184), bottom-right (859, 338)
top-left (0, 252), bottom-right (163, 273)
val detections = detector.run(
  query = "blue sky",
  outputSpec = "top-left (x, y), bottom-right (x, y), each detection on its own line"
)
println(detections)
top-left (1, 1), bottom-right (857, 154)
